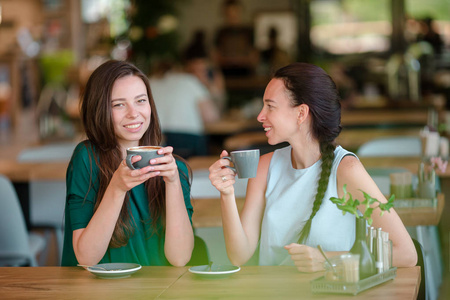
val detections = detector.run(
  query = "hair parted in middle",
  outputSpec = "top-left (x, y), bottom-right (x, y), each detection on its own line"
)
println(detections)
top-left (80, 60), bottom-right (167, 248)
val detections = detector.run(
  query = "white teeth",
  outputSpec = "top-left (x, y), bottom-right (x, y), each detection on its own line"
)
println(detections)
top-left (125, 124), bottom-right (140, 129)
top-left (264, 127), bottom-right (272, 132)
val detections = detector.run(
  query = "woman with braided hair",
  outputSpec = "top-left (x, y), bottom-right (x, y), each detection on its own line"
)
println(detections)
top-left (208, 62), bottom-right (417, 271)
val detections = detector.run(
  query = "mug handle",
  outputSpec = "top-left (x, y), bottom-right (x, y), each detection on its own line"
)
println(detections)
top-left (222, 156), bottom-right (236, 174)
top-left (126, 154), bottom-right (137, 170)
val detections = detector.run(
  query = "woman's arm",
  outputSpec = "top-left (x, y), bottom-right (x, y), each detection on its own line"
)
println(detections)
top-left (73, 157), bottom-right (159, 266)
top-left (286, 155), bottom-right (417, 272)
top-left (284, 244), bottom-right (347, 272)
top-left (156, 147), bottom-right (194, 267)
top-left (209, 151), bottom-right (271, 266)
top-left (337, 155), bottom-right (417, 267)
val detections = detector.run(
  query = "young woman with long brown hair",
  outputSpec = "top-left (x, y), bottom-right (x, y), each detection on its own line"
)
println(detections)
top-left (62, 60), bottom-right (194, 267)
top-left (208, 62), bottom-right (417, 271)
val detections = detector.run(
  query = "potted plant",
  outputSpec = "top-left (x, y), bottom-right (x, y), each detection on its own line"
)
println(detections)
top-left (330, 185), bottom-right (395, 279)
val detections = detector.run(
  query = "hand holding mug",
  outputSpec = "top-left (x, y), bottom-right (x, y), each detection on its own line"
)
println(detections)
top-left (112, 148), bottom-right (162, 192)
top-left (125, 146), bottom-right (163, 169)
top-left (222, 149), bottom-right (260, 179)
top-left (209, 150), bottom-right (237, 195)
top-left (126, 146), bottom-right (179, 183)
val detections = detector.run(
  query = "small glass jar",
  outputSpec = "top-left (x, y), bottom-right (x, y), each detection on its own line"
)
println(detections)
top-left (324, 254), bottom-right (360, 282)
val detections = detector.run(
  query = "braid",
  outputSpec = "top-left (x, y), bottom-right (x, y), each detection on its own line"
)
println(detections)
top-left (273, 63), bottom-right (341, 244)
top-left (297, 142), bottom-right (335, 243)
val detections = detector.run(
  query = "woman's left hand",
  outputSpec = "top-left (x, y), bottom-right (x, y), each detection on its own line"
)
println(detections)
top-left (284, 243), bottom-right (325, 272)
top-left (150, 146), bottom-right (179, 183)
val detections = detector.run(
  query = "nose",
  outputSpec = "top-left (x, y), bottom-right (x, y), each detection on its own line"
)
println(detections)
top-left (257, 108), bottom-right (265, 123)
top-left (127, 105), bottom-right (139, 118)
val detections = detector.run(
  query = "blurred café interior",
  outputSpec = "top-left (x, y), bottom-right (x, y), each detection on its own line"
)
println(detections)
top-left (0, 0), bottom-right (449, 298)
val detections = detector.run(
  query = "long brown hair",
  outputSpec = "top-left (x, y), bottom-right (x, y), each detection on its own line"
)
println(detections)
top-left (81, 60), bottom-right (167, 248)
top-left (273, 62), bottom-right (342, 244)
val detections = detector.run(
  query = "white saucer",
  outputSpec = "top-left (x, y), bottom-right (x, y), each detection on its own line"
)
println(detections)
top-left (189, 265), bottom-right (240, 279)
top-left (86, 263), bottom-right (142, 279)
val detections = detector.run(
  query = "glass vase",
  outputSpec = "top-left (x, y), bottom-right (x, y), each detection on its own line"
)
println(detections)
top-left (350, 217), bottom-right (376, 279)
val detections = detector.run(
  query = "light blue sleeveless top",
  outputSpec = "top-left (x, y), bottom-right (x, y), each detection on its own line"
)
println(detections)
top-left (259, 145), bottom-right (357, 266)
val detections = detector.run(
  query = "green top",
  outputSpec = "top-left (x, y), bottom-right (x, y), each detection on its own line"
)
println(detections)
top-left (61, 141), bottom-right (193, 266)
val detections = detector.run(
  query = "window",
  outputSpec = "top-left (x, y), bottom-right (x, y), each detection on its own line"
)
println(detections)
top-left (82, 0), bottom-right (130, 37)
top-left (310, 0), bottom-right (391, 55)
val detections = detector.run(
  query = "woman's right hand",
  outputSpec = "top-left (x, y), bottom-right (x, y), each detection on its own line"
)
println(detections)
top-left (284, 243), bottom-right (325, 273)
top-left (208, 150), bottom-right (236, 195)
top-left (111, 155), bottom-right (159, 193)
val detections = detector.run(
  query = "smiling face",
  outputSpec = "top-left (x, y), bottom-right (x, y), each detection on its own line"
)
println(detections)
top-left (257, 78), bottom-right (302, 145)
top-left (111, 75), bottom-right (151, 150)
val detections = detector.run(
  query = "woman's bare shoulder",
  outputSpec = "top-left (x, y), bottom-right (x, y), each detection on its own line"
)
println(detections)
top-left (336, 155), bottom-right (371, 186)
top-left (260, 151), bottom-right (274, 164)
top-left (337, 155), bottom-right (364, 174)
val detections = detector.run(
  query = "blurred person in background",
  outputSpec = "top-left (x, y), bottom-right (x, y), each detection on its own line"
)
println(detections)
top-left (418, 16), bottom-right (444, 55)
top-left (212, 0), bottom-right (259, 77)
top-left (260, 27), bottom-right (291, 76)
top-left (150, 57), bottom-right (220, 158)
top-left (184, 29), bottom-right (227, 112)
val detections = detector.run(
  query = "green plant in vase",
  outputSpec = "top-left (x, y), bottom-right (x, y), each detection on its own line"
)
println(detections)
top-left (330, 184), bottom-right (395, 279)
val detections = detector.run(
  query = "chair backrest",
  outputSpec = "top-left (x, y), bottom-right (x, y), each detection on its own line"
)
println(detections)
top-left (29, 180), bottom-right (66, 263)
top-left (357, 136), bottom-right (422, 157)
top-left (17, 142), bottom-right (77, 162)
top-left (366, 167), bottom-right (416, 196)
top-left (412, 238), bottom-right (426, 300)
top-left (186, 235), bottom-right (210, 266)
top-left (0, 175), bottom-right (37, 266)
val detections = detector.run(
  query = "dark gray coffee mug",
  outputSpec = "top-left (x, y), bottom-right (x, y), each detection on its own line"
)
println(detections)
top-left (126, 146), bottom-right (163, 170)
top-left (223, 149), bottom-right (260, 178)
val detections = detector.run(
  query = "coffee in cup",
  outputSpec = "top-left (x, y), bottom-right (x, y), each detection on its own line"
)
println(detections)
top-left (223, 149), bottom-right (260, 178)
top-left (126, 146), bottom-right (163, 170)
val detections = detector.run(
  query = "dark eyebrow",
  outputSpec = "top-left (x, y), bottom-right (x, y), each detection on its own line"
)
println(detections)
top-left (111, 94), bottom-right (148, 102)
top-left (264, 99), bottom-right (276, 104)
top-left (135, 94), bottom-right (148, 99)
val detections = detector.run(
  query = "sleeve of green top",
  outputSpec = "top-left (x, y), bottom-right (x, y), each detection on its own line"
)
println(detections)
top-left (66, 142), bottom-right (99, 230)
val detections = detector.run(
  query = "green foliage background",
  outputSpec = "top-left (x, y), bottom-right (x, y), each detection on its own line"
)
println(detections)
top-left (127, 0), bottom-right (181, 73)
top-left (407, 0), bottom-right (450, 20)
top-left (312, 0), bottom-right (449, 26)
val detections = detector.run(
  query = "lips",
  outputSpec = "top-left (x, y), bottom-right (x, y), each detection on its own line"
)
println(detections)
top-left (124, 123), bottom-right (142, 130)
top-left (264, 126), bottom-right (272, 132)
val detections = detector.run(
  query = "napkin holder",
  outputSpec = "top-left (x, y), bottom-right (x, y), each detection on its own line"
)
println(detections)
top-left (311, 267), bottom-right (397, 295)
